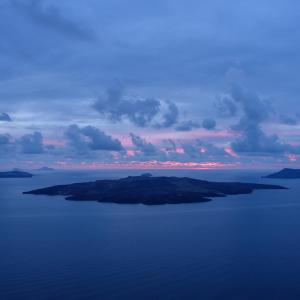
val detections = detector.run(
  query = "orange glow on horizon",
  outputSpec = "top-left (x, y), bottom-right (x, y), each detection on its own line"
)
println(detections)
top-left (53, 160), bottom-right (239, 170)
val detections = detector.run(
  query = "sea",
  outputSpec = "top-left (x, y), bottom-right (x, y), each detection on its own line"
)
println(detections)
top-left (1, 169), bottom-right (300, 300)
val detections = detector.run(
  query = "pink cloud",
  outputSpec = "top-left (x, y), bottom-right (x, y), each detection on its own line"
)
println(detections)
top-left (287, 154), bottom-right (298, 162)
top-left (199, 147), bottom-right (207, 154)
top-left (175, 147), bottom-right (185, 154)
top-left (224, 147), bottom-right (239, 158)
top-left (126, 149), bottom-right (140, 157)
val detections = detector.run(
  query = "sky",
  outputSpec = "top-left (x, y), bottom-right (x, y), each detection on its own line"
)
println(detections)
top-left (1, 0), bottom-right (300, 170)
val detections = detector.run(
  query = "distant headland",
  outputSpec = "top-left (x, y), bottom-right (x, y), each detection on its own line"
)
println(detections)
top-left (35, 167), bottom-right (55, 171)
top-left (24, 175), bottom-right (286, 205)
top-left (264, 168), bottom-right (300, 179)
top-left (0, 171), bottom-right (34, 178)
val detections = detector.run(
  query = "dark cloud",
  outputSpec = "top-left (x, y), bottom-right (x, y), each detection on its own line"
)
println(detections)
top-left (0, 113), bottom-right (12, 121)
top-left (176, 117), bottom-right (219, 133)
top-left (0, 134), bottom-right (11, 145)
top-left (11, 0), bottom-right (94, 41)
top-left (126, 137), bottom-right (232, 163)
top-left (130, 133), bottom-right (157, 156)
top-left (64, 125), bottom-right (88, 154)
top-left (18, 131), bottom-right (44, 154)
top-left (279, 114), bottom-right (298, 126)
top-left (181, 140), bottom-right (228, 160)
top-left (93, 83), bottom-right (161, 127)
top-left (175, 120), bottom-right (200, 131)
top-left (230, 85), bottom-right (294, 154)
top-left (181, 143), bottom-right (199, 159)
top-left (1, 1), bottom-right (300, 168)
top-left (93, 84), bottom-right (180, 128)
top-left (196, 140), bottom-right (228, 157)
top-left (231, 124), bottom-right (286, 154)
top-left (231, 85), bottom-right (271, 123)
top-left (155, 101), bottom-right (179, 128)
top-left (65, 124), bottom-right (123, 155)
top-left (164, 139), bottom-right (177, 152)
top-left (214, 97), bottom-right (237, 118)
top-left (80, 126), bottom-right (123, 151)
top-left (202, 118), bottom-right (216, 130)
top-left (0, 133), bottom-right (14, 156)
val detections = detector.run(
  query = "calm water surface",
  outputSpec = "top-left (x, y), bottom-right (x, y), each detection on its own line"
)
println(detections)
top-left (1, 169), bottom-right (300, 300)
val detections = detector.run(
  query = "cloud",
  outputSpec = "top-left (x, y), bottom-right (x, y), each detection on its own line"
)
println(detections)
top-left (231, 85), bottom-right (271, 123)
top-left (181, 140), bottom-right (228, 159)
top-left (0, 134), bottom-right (11, 145)
top-left (1, 0), bottom-right (300, 107)
top-left (229, 85), bottom-right (295, 154)
top-left (80, 126), bottom-right (123, 151)
top-left (164, 139), bottom-right (177, 152)
top-left (65, 124), bottom-right (123, 155)
top-left (0, 133), bottom-right (14, 156)
top-left (93, 83), bottom-right (180, 128)
top-left (0, 113), bottom-right (12, 121)
top-left (202, 118), bottom-right (216, 130)
top-left (93, 83), bottom-right (161, 127)
top-left (176, 118), bottom-right (218, 133)
top-left (155, 101), bottom-right (179, 128)
top-left (18, 131), bottom-right (44, 154)
top-left (130, 133), bottom-right (157, 156)
top-left (12, 0), bottom-right (94, 41)
top-left (214, 97), bottom-right (237, 118)
top-left (2, 1), bottom-right (300, 168)
top-left (161, 138), bottom-right (232, 163)
top-left (175, 120), bottom-right (200, 131)
top-left (231, 124), bottom-right (286, 154)
top-left (64, 125), bottom-right (88, 154)
top-left (279, 114), bottom-right (298, 126)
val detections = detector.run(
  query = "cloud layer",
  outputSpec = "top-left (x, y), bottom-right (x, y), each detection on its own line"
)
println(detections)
top-left (0, 113), bottom-right (12, 121)
top-left (65, 125), bottom-right (123, 155)
top-left (0, 0), bottom-right (300, 169)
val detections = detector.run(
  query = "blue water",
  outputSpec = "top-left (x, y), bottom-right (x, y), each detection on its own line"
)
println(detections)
top-left (1, 169), bottom-right (300, 300)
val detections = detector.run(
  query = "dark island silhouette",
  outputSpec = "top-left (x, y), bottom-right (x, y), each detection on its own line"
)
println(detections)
top-left (35, 167), bottom-right (55, 171)
top-left (23, 175), bottom-right (286, 205)
top-left (264, 168), bottom-right (300, 179)
top-left (0, 171), bottom-right (33, 178)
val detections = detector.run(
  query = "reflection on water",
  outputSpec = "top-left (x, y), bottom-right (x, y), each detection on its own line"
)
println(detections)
top-left (1, 169), bottom-right (300, 300)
